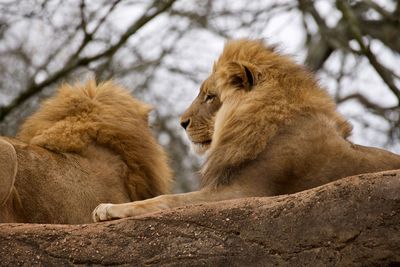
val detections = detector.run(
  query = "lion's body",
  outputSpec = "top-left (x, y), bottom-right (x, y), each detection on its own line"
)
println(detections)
top-left (0, 81), bottom-right (172, 223)
top-left (92, 39), bottom-right (400, 222)
top-left (221, 113), bottom-right (400, 196)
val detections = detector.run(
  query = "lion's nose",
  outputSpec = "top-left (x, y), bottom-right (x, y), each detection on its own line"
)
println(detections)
top-left (180, 119), bottom-right (190, 130)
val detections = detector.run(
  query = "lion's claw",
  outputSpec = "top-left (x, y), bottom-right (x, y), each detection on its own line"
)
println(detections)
top-left (92, 203), bottom-right (113, 222)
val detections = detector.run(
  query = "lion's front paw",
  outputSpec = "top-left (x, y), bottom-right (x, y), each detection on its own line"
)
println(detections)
top-left (92, 203), bottom-right (114, 222)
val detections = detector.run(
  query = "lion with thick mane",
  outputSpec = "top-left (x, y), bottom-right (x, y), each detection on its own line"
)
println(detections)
top-left (93, 39), bottom-right (400, 221)
top-left (0, 80), bottom-right (172, 223)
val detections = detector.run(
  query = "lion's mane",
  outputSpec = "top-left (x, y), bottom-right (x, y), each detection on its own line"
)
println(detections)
top-left (201, 39), bottom-right (352, 187)
top-left (18, 80), bottom-right (172, 197)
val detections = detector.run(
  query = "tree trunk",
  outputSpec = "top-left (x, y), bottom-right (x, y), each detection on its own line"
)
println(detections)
top-left (0, 170), bottom-right (399, 266)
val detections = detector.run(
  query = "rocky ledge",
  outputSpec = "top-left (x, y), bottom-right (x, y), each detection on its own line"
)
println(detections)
top-left (0, 170), bottom-right (399, 266)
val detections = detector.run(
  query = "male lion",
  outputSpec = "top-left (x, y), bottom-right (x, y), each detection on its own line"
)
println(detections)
top-left (0, 80), bottom-right (172, 223)
top-left (92, 39), bottom-right (400, 222)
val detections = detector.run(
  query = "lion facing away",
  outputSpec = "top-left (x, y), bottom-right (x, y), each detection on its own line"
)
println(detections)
top-left (92, 39), bottom-right (400, 222)
top-left (0, 80), bottom-right (172, 223)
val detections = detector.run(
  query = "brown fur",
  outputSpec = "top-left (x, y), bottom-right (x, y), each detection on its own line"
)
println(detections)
top-left (0, 80), bottom-right (172, 223)
top-left (92, 39), bottom-right (400, 222)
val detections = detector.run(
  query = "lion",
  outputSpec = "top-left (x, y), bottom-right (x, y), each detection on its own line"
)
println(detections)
top-left (92, 39), bottom-right (400, 222)
top-left (0, 80), bottom-right (172, 223)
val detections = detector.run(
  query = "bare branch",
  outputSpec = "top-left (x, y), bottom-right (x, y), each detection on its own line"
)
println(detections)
top-left (0, 0), bottom-right (177, 121)
top-left (66, 0), bottom-right (122, 67)
top-left (338, 93), bottom-right (397, 114)
top-left (362, 0), bottom-right (396, 21)
top-left (298, 1), bottom-right (347, 71)
top-left (336, 0), bottom-right (400, 103)
top-left (90, 0), bottom-right (122, 36)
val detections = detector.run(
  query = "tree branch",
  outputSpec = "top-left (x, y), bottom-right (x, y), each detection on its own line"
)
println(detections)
top-left (0, 0), bottom-right (177, 121)
top-left (338, 93), bottom-right (397, 114)
top-left (336, 0), bottom-right (400, 104)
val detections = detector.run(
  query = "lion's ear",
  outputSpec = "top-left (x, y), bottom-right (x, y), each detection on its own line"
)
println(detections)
top-left (226, 61), bottom-right (260, 91)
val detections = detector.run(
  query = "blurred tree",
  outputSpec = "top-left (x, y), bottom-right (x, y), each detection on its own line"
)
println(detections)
top-left (299, 0), bottom-right (400, 143)
top-left (0, 0), bottom-right (399, 192)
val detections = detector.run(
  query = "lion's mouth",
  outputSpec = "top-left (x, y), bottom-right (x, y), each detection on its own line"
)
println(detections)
top-left (191, 139), bottom-right (212, 155)
top-left (193, 140), bottom-right (212, 146)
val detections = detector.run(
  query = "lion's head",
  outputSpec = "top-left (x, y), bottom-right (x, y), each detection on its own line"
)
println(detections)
top-left (181, 39), bottom-right (352, 187)
top-left (180, 77), bottom-right (222, 155)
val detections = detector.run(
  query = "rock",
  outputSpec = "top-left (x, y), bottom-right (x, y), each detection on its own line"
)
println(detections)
top-left (0, 170), bottom-right (399, 266)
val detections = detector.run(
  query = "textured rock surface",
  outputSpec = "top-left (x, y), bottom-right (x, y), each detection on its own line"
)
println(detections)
top-left (0, 170), bottom-right (399, 266)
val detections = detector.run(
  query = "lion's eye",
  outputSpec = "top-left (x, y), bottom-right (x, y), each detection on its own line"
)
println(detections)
top-left (205, 94), bottom-right (215, 103)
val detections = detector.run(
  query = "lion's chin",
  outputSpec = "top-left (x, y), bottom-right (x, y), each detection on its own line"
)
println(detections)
top-left (191, 140), bottom-right (211, 155)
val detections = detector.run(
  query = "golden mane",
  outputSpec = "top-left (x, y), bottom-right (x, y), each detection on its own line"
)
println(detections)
top-left (201, 39), bottom-right (352, 187)
top-left (18, 80), bottom-right (172, 196)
